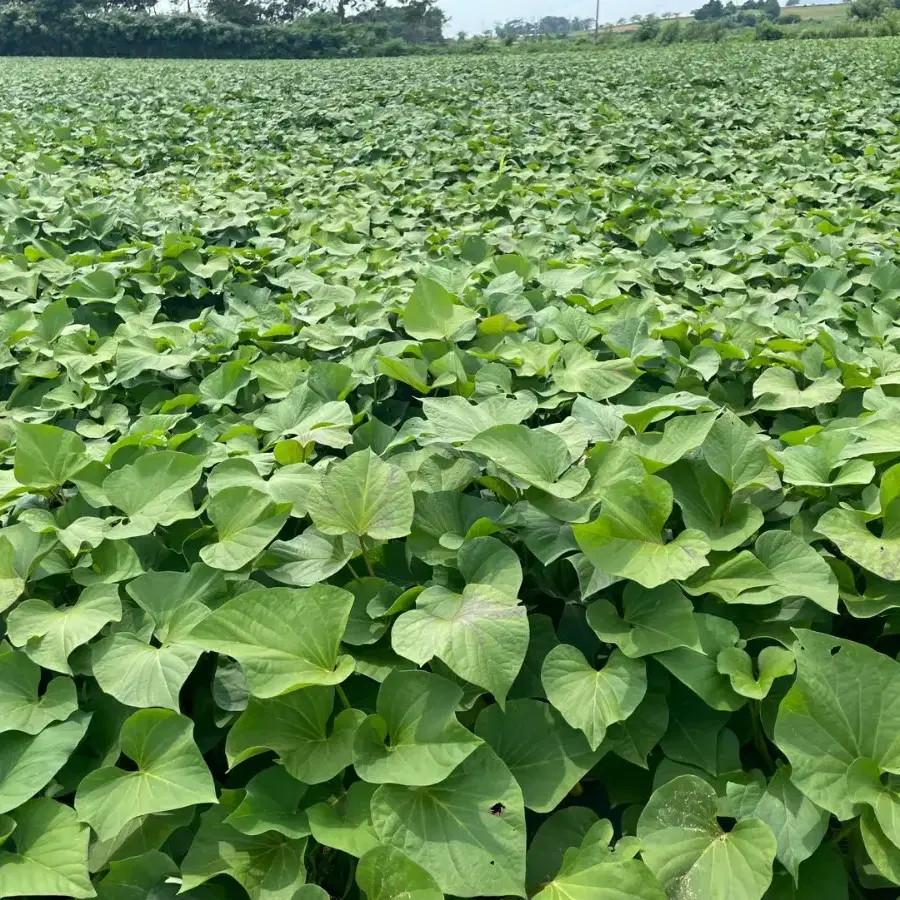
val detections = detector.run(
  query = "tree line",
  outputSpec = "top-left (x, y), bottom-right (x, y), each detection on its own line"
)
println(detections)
top-left (0, 0), bottom-right (445, 56)
top-left (492, 17), bottom-right (594, 38)
top-left (3, 0), bottom-right (440, 25)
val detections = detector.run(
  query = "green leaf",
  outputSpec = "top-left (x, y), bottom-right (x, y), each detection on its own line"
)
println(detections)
top-left (727, 531), bottom-right (839, 611)
top-left (356, 846), bottom-right (443, 900)
top-left (14, 423), bottom-right (88, 489)
top-left (104, 449), bottom-right (202, 522)
top-left (764, 845), bottom-right (848, 899)
top-left (682, 551), bottom-right (776, 605)
top-left (0, 799), bottom-right (94, 899)
top-left (408, 490), bottom-right (503, 565)
top-left (774, 630), bottom-right (900, 819)
top-left (262, 528), bottom-right (355, 587)
top-left (716, 646), bottom-right (795, 700)
top-left (125, 564), bottom-right (222, 644)
top-left (551, 344), bottom-right (640, 402)
top-left (620, 412), bottom-right (718, 472)
top-left (573, 475), bottom-right (710, 588)
top-left (91, 633), bottom-right (200, 710)
top-left (604, 316), bottom-right (666, 362)
top-left (654, 614), bottom-right (745, 711)
top-left (307, 449), bottom-right (414, 540)
top-left (701, 411), bottom-right (779, 493)
top-left (199, 486), bottom-right (289, 571)
top-left (420, 394), bottom-right (537, 444)
top-left (541, 645), bottom-right (647, 750)
top-left (391, 584), bottom-right (528, 708)
top-left (816, 506), bottom-right (900, 582)
top-left (199, 358), bottom-right (252, 411)
top-left (370, 745), bottom-right (526, 898)
top-left (860, 806), bottom-right (900, 887)
top-left (605, 689), bottom-right (669, 768)
top-left (752, 369), bottom-right (843, 411)
top-left (254, 385), bottom-right (353, 448)
top-left (354, 669), bottom-right (482, 786)
top-left (402, 276), bottom-right (477, 341)
top-left (726, 767), bottom-right (829, 881)
top-left (224, 767), bottom-right (310, 839)
top-left (533, 818), bottom-right (665, 900)
top-left (457, 535), bottom-right (523, 597)
top-left (780, 435), bottom-right (874, 488)
top-left (637, 775), bottom-right (777, 900)
top-left (526, 807), bottom-right (600, 890)
top-left (66, 269), bottom-right (122, 303)
top-left (466, 425), bottom-right (590, 498)
top-left (663, 459), bottom-right (764, 551)
top-left (227, 686), bottom-right (363, 783)
top-left (75, 708), bottom-right (216, 841)
top-left (0, 539), bottom-right (24, 616)
top-left (185, 585), bottom-right (355, 697)
top-left (660, 686), bottom-right (732, 775)
top-left (586, 582), bottom-right (700, 658)
top-left (0, 642), bottom-right (77, 734)
top-left (475, 698), bottom-right (604, 812)
top-left (92, 851), bottom-right (177, 900)
top-left (307, 782), bottom-right (380, 859)
top-left (6, 585), bottom-right (121, 674)
top-left (0, 713), bottom-right (89, 814)
top-left (180, 791), bottom-right (308, 900)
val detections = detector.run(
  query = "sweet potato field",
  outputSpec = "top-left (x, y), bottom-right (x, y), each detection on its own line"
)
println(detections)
top-left (1, 41), bottom-right (900, 900)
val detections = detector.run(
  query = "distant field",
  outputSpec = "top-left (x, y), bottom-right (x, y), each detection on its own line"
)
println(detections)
top-left (605, 1), bottom-right (847, 30)
top-left (787, 1), bottom-right (847, 17)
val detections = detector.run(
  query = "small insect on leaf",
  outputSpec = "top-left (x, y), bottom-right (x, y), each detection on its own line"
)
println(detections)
top-left (490, 803), bottom-right (505, 816)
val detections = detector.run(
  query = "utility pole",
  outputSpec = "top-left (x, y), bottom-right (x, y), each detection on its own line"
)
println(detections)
top-left (594, 0), bottom-right (599, 39)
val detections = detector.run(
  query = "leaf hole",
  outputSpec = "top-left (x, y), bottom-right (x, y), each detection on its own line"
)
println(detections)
top-left (830, 646), bottom-right (841, 657)
top-left (490, 803), bottom-right (505, 816)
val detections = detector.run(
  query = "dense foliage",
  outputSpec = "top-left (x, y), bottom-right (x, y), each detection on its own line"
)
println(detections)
top-left (492, 17), bottom-right (595, 38)
top-left (0, 1), bottom-right (443, 58)
top-left (1, 41), bottom-right (900, 899)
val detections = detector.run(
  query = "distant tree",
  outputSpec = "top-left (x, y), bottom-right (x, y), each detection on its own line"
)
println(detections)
top-left (456, 29), bottom-right (466, 38)
top-left (848, 0), bottom-right (888, 16)
top-left (97, 0), bottom-right (159, 9)
top-left (538, 14), bottom-right (569, 32)
top-left (659, 17), bottom-right (683, 38)
top-left (762, 0), bottom-right (780, 18)
top-left (351, 1), bottom-right (445, 41)
top-left (785, 0), bottom-right (800, 6)
top-left (206, 0), bottom-right (261, 23)
top-left (693, 0), bottom-right (725, 17)
top-left (633, 13), bottom-right (661, 38)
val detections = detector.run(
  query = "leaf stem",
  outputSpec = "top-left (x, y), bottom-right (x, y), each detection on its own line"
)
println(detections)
top-left (341, 859), bottom-right (357, 900)
top-left (336, 684), bottom-right (352, 710)
top-left (750, 701), bottom-right (776, 773)
top-left (346, 560), bottom-right (362, 582)
top-left (358, 534), bottom-right (376, 578)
